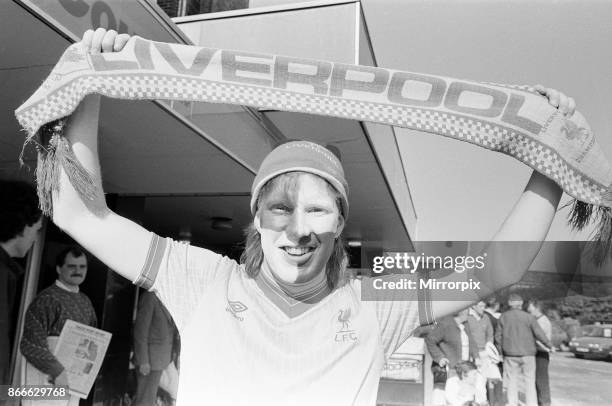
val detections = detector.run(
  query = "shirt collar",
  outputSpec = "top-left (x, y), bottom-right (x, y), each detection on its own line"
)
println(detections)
top-left (454, 318), bottom-right (466, 329)
top-left (260, 264), bottom-right (328, 301)
top-left (56, 279), bottom-right (79, 293)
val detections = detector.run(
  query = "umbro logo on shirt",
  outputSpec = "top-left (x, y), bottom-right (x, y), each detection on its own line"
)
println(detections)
top-left (226, 300), bottom-right (248, 321)
top-left (335, 308), bottom-right (357, 343)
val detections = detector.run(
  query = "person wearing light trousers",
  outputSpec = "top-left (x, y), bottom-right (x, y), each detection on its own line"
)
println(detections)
top-left (495, 294), bottom-right (552, 406)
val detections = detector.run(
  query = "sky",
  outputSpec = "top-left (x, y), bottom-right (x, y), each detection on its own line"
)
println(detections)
top-left (361, 0), bottom-right (612, 241)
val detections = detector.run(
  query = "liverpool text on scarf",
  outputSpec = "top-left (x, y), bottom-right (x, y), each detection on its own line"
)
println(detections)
top-left (91, 38), bottom-right (544, 136)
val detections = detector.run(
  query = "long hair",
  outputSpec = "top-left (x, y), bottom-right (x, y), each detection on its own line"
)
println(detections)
top-left (240, 172), bottom-right (349, 289)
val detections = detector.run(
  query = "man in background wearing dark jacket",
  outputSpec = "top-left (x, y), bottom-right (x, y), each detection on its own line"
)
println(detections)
top-left (0, 180), bottom-right (42, 389)
top-left (133, 291), bottom-right (178, 405)
top-left (426, 309), bottom-right (479, 371)
top-left (495, 294), bottom-right (552, 406)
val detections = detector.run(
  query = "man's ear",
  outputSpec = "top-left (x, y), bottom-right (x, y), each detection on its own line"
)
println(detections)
top-left (56, 266), bottom-right (61, 276)
top-left (334, 216), bottom-right (345, 239)
top-left (254, 212), bottom-right (262, 233)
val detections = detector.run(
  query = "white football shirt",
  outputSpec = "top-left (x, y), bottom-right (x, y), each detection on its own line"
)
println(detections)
top-left (136, 235), bottom-right (432, 405)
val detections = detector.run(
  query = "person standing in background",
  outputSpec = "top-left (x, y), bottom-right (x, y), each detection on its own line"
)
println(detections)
top-left (20, 246), bottom-right (97, 392)
top-left (467, 301), bottom-right (502, 405)
top-left (467, 301), bottom-right (494, 357)
top-left (527, 299), bottom-right (552, 406)
top-left (426, 310), bottom-right (480, 371)
top-left (0, 180), bottom-right (42, 388)
top-left (483, 296), bottom-right (501, 331)
top-left (426, 310), bottom-right (480, 405)
top-left (133, 291), bottom-right (178, 406)
top-left (495, 294), bottom-right (552, 406)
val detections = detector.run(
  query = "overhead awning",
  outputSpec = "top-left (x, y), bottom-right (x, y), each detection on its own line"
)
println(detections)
top-left (2, 0), bottom-right (416, 253)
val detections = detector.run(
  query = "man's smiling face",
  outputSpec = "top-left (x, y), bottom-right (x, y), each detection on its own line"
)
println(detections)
top-left (255, 173), bottom-right (344, 284)
top-left (57, 252), bottom-right (88, 287)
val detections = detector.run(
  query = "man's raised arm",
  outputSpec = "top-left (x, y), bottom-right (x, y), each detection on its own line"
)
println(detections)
top-left (430, 87), bottom-right (571, 320)
top-left (52, 29), bottom-right (152, 283)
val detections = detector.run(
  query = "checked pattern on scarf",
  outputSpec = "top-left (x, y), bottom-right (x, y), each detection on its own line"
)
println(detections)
top-left (14, 37), bottom-right (612, 262)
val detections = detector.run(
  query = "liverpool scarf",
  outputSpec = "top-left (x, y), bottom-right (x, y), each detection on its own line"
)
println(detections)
top-left (15, 37), bottom-right (612, 263)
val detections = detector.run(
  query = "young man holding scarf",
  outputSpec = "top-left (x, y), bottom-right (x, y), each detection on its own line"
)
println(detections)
top-left (48, 28), bottom-right (574, 405)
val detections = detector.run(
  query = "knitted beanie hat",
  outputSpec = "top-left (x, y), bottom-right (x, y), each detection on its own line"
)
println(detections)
top-left (250, 141), bottom-right (349, 218)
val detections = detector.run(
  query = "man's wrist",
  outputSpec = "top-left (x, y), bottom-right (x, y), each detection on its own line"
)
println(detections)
top-left (49, 363), bottom-right (65, 379)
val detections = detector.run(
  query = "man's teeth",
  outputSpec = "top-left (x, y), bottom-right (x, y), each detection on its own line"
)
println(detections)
top-left (283, 247), bottom-right (312, 255)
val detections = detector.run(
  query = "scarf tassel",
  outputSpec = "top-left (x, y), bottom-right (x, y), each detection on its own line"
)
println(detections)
top-left (591, 206), bottom-right (612, 266)
top-left (567, 199), bottom-right (593, 230)
top-left (568, 199), bottom-right (612, 266)
top-left (35, 118), bottom-right (99, 217)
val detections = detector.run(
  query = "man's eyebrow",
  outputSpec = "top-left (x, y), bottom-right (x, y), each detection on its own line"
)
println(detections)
top-left (306, 199), bottom-right (336, 208)
top-left (264, 194), bottom-right (293, 204)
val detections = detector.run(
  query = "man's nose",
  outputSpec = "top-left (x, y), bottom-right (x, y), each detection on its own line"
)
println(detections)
top-left (285, 210), bottom-right (312, 242)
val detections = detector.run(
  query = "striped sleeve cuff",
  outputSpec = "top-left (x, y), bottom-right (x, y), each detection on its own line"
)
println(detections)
top-left (417, 271), bottom-right (435, 326)
top-left (134, 234), bottom-right (167, 290)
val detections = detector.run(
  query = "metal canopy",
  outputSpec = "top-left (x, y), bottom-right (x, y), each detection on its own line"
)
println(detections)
top-left (1, 0), bottom-right (415, 253)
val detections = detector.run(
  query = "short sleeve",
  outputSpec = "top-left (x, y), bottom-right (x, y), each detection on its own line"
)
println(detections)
top-left (366, 274), bottom-right (434, 360)
top-left (134, 233), bottom-right (239, 331)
